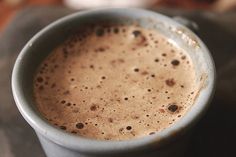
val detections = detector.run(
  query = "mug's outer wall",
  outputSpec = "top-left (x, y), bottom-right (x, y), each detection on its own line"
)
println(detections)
top-left (36, 132), bottom-right (188, 157)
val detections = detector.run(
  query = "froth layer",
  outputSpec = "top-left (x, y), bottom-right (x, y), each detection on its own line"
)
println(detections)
top-left (33, 25), bottom-right (199, 140)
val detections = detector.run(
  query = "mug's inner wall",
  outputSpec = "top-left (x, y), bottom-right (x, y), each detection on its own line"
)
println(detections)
top-left (19, 12), bottom-right (208, 130)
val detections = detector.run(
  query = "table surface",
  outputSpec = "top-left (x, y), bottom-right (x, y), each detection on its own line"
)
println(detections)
top-left (0, 7), bottom-right (236, 157)
top-left (0, 0), bottom-right (231, 32)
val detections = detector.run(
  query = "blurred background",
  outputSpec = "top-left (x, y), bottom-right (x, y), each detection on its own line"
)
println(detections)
top-left (1, 0), bottom-right (236, 32)
top-left (1, 0), bottom-right (236, 157)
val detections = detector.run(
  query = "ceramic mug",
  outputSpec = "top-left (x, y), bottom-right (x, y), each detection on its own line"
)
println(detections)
top-left (12, 8), bottom-right (215, 157)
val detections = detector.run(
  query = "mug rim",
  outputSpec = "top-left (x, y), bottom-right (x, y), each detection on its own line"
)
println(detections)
top-left (12, 8), bottom-right (216, 155)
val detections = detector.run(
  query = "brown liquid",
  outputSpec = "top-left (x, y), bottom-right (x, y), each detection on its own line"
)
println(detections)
top-left (33, 25), bottom-right (199, 140)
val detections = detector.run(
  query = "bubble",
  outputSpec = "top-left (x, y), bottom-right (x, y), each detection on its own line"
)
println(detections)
top-left (126, 126), bottom-right (132, 130)
top-left (76, 123), bottom-right (84, 129)
top-left (39, 85), bottom-right (44, 90)
top-left (90, 65), bottom-right (94, 69)
top-left (162, 53), bottom-right (166, 57)
top-left (107, 28), bottom-right (111, 33)
top-left (90, 104), bottom-right (98, 111)
top-left (149, 132), bottom-right (155, 135)
top-left (171, 59), bottom-right (180, 66)
top-left (60, 126), bottom-right (67, 130)
top-left (119, 128), bottom-right (124, 133)
top-left (141, 71), bottom-right (148, 75)
top-left (66, 102), bottom-right (71, 106)
top-left (159, 109), bottom-right (165, 113)
top-left (96, 28), bottom-right (105, 37)
top-left (132, 30), bottom-right (141, 37)
top-left (37, 76), bottom-right (44, 83)
top-left (72, 109), bottom-right (79, 113)
top-left (134, 68), bottom-right (139, 72)
top-left (51, 83), bottom-right (56, 88)
top-left (71, 131), bottom-right (77, 134)
top-left (108, 118), bottom-right (113, 123)
top-left (50, 69), bottom-right (55, 73)
top-left (132, 115), bottom-right (139, 119)
top-left (113, 28), bottom-right (119, 34)
top-left (62, 47), bottom-right (68, 55)
top-left (154, 58), bottom-right (159, 62)
top-left (165, 79), bottom-right (176, 87)
top-left (167, 104), bottom-right (179, 113)
top-left (181, 56), bottom-right (186, 60)
top-left (63, 90), bottom-right (70, 95)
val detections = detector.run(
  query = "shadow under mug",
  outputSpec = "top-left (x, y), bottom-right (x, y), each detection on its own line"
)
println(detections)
top-left (11, 8), bottom-right (216, 157)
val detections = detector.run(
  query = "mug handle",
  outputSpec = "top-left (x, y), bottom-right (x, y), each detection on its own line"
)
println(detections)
top-left (172, 16), bottom-right (199, 33)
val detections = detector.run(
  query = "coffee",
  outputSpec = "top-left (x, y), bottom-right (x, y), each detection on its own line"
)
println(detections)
top-left (33, 24), bottom-right (199, 140)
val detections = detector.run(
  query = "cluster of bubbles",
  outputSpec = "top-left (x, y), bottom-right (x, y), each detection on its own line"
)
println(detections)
top-left (34, 24), bottom-right (197, 140)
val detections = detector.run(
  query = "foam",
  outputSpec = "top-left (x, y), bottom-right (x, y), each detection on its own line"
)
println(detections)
top-left (33, 25), bottom-right (200, 140)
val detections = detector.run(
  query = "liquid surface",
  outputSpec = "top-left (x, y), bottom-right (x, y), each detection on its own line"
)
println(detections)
top-left (34, 25), bottom-right (199, 140)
